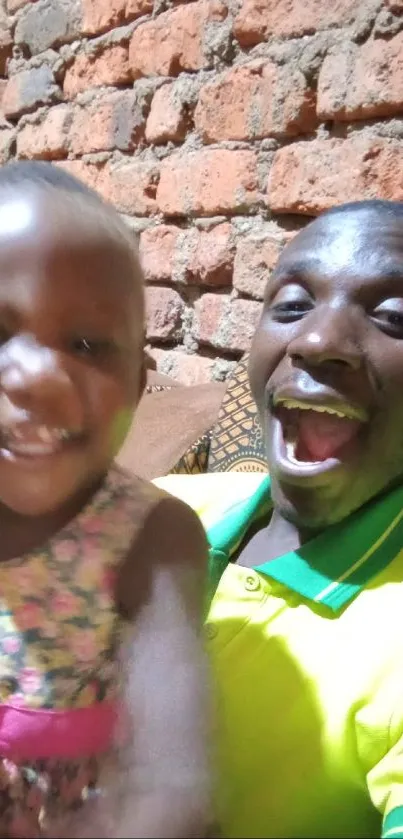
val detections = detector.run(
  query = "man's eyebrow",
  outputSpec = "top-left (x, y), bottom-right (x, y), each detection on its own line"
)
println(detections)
top-left (349, 266), bottom-right (403, 287)
top-left (273, 260), bottom-right (403, 285)
top-left (272, 258), bottom-right (320, 281)
top-left (376, 267), bottom-right (403, 283)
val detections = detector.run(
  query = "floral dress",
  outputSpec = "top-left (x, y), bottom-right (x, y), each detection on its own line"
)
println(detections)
top-left (0, 465), bottom-right (144, 838)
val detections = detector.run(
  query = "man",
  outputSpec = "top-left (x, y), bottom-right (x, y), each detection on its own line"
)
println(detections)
top-left (158, 200), bottom-right (403, 838)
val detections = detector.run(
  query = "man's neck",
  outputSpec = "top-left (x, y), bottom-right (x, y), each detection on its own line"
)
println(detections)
top-left (235, 508), bottom-right (318, 569)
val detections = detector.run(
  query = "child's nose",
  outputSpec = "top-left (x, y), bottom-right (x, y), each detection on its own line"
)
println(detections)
top-left (0, 337), bottom-right (81, 423)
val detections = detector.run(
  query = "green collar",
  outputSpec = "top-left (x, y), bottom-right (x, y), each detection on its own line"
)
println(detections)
top-left (207, 476), bottom-right (403, 611)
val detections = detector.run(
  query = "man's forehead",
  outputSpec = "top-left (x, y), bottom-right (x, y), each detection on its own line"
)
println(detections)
top-left (275, 209), bottom-right (403, 279)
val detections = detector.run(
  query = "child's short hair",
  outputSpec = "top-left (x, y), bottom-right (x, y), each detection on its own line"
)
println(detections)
top-left (0, 160), bottom-right (102, 202)
top-left (0, 161), bottom-right (143, 283)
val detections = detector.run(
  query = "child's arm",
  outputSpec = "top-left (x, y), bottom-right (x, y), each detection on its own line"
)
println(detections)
top-left (363, 673), bottom-right (403, 839)
top-left (111, 491), bottom-right (212, 838)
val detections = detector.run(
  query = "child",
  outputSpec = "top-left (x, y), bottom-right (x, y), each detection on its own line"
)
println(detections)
top-left (158, 200), bottom-right (403, 838)
top-left (0, 161), bottom-right (210, 838)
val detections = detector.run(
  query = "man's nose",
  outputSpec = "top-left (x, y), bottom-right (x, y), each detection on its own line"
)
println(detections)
top-left (287, 307), bottom-right (363, 371)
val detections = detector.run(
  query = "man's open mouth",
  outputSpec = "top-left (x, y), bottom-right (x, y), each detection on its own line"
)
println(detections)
top-left (273, 398), bottom-right (368, 467)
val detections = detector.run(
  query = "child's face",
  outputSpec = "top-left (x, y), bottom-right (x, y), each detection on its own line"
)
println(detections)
top-left (0, 188), bottom-right (144, 516)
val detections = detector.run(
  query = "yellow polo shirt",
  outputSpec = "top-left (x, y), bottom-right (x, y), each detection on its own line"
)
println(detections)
top-left (156, 473), bottom-right (403, 839)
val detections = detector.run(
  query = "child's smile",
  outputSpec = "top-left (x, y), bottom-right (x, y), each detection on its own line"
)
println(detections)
top-left (0, 422), bottom-right (77, 457)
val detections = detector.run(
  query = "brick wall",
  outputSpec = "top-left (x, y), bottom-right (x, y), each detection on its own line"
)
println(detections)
top-left (0, 0), bottom-right (403, 383)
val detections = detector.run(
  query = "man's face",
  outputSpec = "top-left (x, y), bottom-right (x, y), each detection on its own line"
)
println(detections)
top-left (249, 206), bottom-right (403, 530)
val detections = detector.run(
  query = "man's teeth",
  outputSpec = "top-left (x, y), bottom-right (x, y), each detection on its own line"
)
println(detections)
top-left (285, 438), bottom-right (299, 464)
top-left (285, 436), bottom-right (321, 466)
top-left (279, 399), bottom-right (348, 419)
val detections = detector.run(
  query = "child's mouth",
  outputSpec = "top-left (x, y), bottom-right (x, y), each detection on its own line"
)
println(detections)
top-left (0, 424), bottom-right (78, 458)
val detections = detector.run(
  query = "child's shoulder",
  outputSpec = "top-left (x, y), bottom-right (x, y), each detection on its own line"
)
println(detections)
top-left (110, 462), bottom-right (174, 510)
top-left (110, 463), bottom-right (205, 529)
top-left (112, 465), bottom-right (208, 620)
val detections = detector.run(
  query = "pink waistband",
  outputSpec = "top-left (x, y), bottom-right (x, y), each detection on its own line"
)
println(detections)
top-left (0, 700), bottom-right (119, 761)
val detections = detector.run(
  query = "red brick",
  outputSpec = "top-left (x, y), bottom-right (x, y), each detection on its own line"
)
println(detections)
top-left (148, 348), bottom-right (215, 384)
top-left (140, 223), bottom-right (234, 286)
top-left (233, 235), bottom-right (284, 299)
top-left (318, 34), bottom-right (403, 122)
top-left (81, 0), bottom-right (152, 36)
top-left (146, 286), bottom-right (185, 341)
top-left (17, 104), bottom-right (71, 160)
top-left (172, 353), bottom-right (215, 384)
top-left (233, 0), bottom-right (356, 45)
top-left (146, 83), bottom-right (189, 144)
top-left (57, 159), bottom-right (105, 193)
top-left (195, 60), bottom-right (316, 143)
top-left (107, 158), bottom-right (159, 215)
top-left (69, 90), bottom-right (147, 155)
top-left (139, 225), bottom-right (181, 283)
top-left (157, 149), bottom-right (259, 217)
top-left (194, 294), bottom-right (261, 352)
top-left (186, 224), bottom-right (234, 286)
top-left (60, 157), bottom-right (159, 216)
top-left (3, 65), bottom-right (60, 120)
top-left (126, 0), bottom-right (153, 13)
top-left (64, 45), bottom-right (130, 99)
top-left (194, 294), bottom-right (222, 345)
top-left (129, 0), bottom-right (227, 78)
top-left (268, 137), bottom-right (403, 216)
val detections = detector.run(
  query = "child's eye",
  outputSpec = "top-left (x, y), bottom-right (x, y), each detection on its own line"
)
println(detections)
top-left (0, 326), bottom-right (11, 346)
top-left (70, 337), bottom-right (115, 357)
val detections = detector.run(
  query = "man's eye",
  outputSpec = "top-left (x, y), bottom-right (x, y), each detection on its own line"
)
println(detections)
top-left (372, 302), bottom-right (403, 338)
top-left (270, 300), bottom-right (312, 322)
top-left (386, 312), bottom-right (403, 328)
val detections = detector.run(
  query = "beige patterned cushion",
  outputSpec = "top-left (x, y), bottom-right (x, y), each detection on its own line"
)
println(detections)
top-left (207, 354), bottom-right (267, 473)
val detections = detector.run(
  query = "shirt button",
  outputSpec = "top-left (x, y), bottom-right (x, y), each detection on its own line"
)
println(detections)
top-left (205, 623), bottom-right (218, 640)
top-left (244, 572), bottom-right (260, 592)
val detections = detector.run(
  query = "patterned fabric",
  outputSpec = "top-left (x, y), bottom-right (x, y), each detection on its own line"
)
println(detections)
top-left (0, 465), bottom-right (142, 838)
top-left (207, 355), bottom-right (267, 473)
top-left (145, 384), bottom-right (174, 394)
top-left (171, 431), bottom-right (212, 475)
top-left (0, 755), bottom-right (100, 838)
